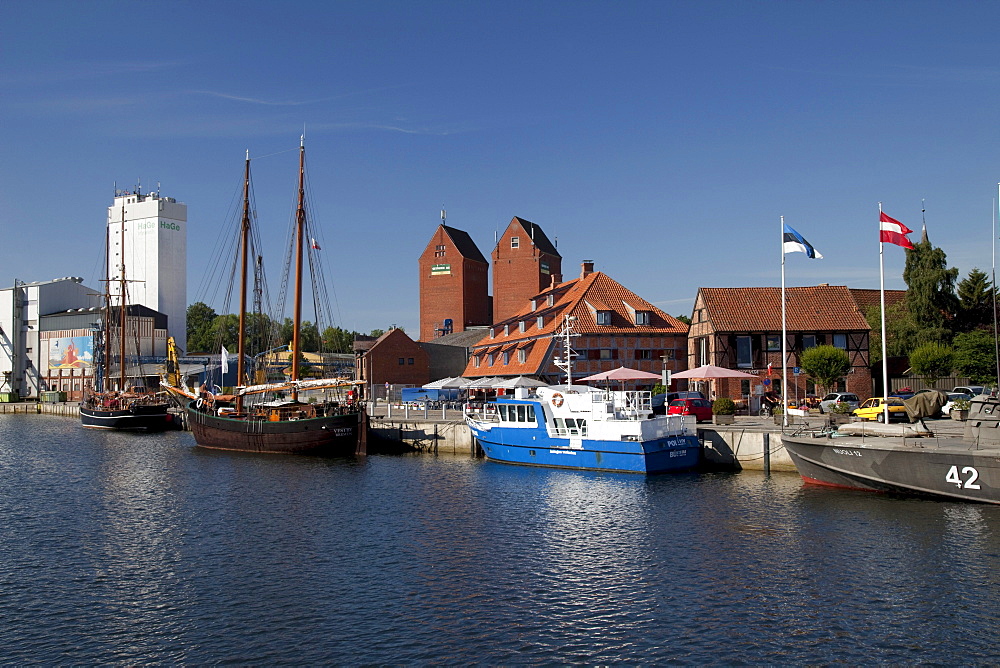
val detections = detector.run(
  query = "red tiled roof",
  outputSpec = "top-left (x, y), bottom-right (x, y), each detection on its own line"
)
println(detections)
top-left (699, 286), bottom-right (906, 332)
top-left (463, 271), bottom-right (688, 377)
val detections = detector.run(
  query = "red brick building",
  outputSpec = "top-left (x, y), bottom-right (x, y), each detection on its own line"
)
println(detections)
top-left (356, 328), bottom-right (430, 394)
top-left (418, 224), bottom-right (490, 341)
top-left (687, 285), bottom-right (906, 404)
top-left (491, 217), bottom-right (562, 325)
top-left (462, 262), bottom-right (688, 384)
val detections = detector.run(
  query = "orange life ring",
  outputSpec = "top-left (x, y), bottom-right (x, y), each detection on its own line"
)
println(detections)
top-left (551, 392), bottom-right (564, 408)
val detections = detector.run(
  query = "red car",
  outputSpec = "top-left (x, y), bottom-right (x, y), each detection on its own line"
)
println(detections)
top-left (667, 398), bottom-right (713, 423)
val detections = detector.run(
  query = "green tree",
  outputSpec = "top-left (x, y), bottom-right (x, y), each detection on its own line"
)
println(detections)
top-left (675, 314), bottom-right (692, 325)
top-left (864, 302), bottom-right (917, 366)
top-left (953, 329), bottom-right (999, 386)
top-left (369, 329), bottom-right (386, 339)
top-left (322, 326), bottom-right (356, 353)
top-left (207, 313), bottom-right (240, 350)
top-left (956, 268), bottom-right (996, 334)
top-left (909, 342), bottom-right (954, 386)
top-left (902, 233), bottom-right (958, 345)
top-left (799, 345), bottom-right (852, 395)
top-left (186, 302), bottom-right (218, 353)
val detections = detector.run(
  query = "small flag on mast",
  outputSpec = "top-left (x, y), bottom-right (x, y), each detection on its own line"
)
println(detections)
top-left (782, 224), bottom-right (823, 259)
top-left (879, 212), bottom-right (914, 249)
top-left (311, 238), bottom-right (321, 250)
top-left (221, 346), bottom-right (229, 375)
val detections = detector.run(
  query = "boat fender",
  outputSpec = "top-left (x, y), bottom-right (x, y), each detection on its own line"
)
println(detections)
top-left (551, 392), bottom-right (564, 408)
top-left (196, 398), bottom-right (204, 409)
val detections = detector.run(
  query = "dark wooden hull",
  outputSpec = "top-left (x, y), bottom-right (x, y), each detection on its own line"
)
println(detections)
top-left (80, 404), bottom-right (173, 431)
top-left (187, 401), bottom-right (364, 455)
top-left (782, 434), bottom-right (1000, 504)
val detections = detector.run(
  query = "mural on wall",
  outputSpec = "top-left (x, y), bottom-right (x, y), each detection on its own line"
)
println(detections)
top-left (48, 336), bottom-right (94, 370)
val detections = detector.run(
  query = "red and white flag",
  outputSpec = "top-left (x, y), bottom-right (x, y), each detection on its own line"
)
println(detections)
top-left (879, 212), bottom-right (914, 249)
top-left (310, 237), bottom-right (321, 250)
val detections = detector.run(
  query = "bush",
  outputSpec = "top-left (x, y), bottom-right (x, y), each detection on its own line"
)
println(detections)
top-left (713, 397), bottom-right (736, 415)
top-left (952, 398), bottom-right (971, 412)
top-left (830, 401), bottom-right (853, 415)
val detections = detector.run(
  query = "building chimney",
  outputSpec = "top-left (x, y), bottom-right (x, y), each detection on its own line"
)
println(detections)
top-left (581, 260), bottom-right (594, 278)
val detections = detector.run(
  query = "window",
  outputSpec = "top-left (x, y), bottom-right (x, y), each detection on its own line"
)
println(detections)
top-left (511, 236), bottom-right (520, 248)
top-left (434, 244), bottom-right (446, 258)
top-left (408, 358), bottom-right (414, 365)
top-left (635, 311), bottom-right (650, 326)
top-left (802, 334), bottom-right (817, 349)
top-left (518, 349), bottom-right (527, 364)
top-left (502, 351), bottom-right (509, 365)
top-left (766, 335), bottom-right (780, 352)
top-left (519, 321), bottom-right (526, 333)
top-left (599, 349), bottom-right (615, 360)
top-left (833, 333), bottom-right (847, 349)
top-left (537, 316), bottom-right (544, 328)
top-left (634, 349), bottom-right (653, 360)
top-left (474, 356), bottom-right (481, 368)
top-left (698, 337), bottom-right (709, 366)
top-left (487, 354), bottom-right (494, 366)
top-left (736, 335), bottom-right (752, 368)
top-left (398, 358), bottom-right (405, 365)
top-left (596, 310), bottom-right (612, 326)
top-left (740, 379), bottom-right (751, 395)
top-left (547, 294), bottom-right (555, 306)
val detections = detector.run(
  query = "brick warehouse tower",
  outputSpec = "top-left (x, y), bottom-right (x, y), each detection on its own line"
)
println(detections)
top-left (492, 217), bottom-right (562, 324)
top-left (418, 214), bottom-right (491, 341)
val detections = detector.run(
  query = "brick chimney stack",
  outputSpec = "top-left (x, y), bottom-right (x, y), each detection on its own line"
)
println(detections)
top-left (581, 260), bottom-right (594, 278)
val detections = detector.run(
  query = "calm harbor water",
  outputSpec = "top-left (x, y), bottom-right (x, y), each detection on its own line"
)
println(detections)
top-left (1, 414), bottom-right (999, 664)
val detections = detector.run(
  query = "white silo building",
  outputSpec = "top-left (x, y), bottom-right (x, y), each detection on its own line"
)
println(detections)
top-left (107, 187), bottom-right (187, 350)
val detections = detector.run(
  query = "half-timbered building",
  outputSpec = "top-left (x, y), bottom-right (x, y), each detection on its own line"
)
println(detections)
top-left (688, 285), bottom-right (906, 404)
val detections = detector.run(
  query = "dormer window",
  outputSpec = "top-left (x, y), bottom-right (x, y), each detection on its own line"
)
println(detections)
top-left (537, 315), bottom-right (544, 328)
top-left (489, 328), bottom-right (495, 339)
top-left (635, 311), bottom-right (650, 326)
top-left (596, 310), bottom-right (613, 326)
top-left (519, 321), bottom-right (526, 333)
top-left (530, 299), bottom-right (537, 311)
top-left (547, 294), bottom-right (555, 307)
top-left (511, 236), bottom-right (520, 249)
top-left (504, 324), bottom-right (510, 336)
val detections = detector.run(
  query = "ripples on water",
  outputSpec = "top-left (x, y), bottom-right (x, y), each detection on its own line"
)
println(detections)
top-left (1, 414), bottom-right (999, 663)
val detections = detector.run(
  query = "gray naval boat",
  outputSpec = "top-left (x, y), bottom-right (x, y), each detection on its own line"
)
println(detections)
top-left (782, 392), bottom-right (1000, 504)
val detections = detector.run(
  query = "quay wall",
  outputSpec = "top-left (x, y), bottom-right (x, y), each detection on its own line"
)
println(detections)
top-left (372, 415), bottom-right (796, 472)
top-left (0, 402), bottom-right (80, 417)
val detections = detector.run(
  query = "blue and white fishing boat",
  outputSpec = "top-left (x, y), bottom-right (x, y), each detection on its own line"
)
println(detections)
top-left (464, 315), bottom-right (700, 474)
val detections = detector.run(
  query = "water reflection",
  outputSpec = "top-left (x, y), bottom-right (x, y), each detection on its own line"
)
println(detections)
top-left (2, 417), bottom-right (1000, 663)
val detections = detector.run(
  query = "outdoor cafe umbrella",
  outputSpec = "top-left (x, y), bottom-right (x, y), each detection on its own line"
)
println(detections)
top-left (494, 376), bottom-right (548, 389)
top-left (670, 365), bottom-right (757, 380)
top-left (579, 366), bottom-right (662, 382)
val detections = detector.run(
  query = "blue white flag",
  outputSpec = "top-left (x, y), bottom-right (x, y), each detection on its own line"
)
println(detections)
top-left (221, 346), bottom-right (229, 375)
top-left (782, 224), bottom-right (823, 259)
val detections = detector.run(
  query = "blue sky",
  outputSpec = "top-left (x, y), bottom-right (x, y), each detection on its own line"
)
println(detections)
top-left (3, 0), bottom-right (1000, 336)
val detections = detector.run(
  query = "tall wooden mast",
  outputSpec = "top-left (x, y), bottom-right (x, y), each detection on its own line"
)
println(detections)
top-left (236, 151), bottom-right (251, 412)
top-left (291, 135), bottom-right (306, 401)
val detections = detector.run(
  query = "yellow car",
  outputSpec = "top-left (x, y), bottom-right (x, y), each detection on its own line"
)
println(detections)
top-left (853, 397), bottom-right (908, 422)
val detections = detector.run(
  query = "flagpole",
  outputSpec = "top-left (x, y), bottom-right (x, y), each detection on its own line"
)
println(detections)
top-left (879, 202), bottom-right (889, 422)
top-left (994, 188), bottom-right (999, 388)
top-left (780, 215), bottom-right (788, 428)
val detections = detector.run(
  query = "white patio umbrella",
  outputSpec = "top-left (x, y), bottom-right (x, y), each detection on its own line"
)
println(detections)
top-left (494, 376), bottom-right (548, 389)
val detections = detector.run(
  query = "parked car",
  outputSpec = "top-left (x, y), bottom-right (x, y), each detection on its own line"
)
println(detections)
top-left (817, 392), bottom-right (860, 413)
top-left (953, 386), bottom-right (986, 398)
top-left (853, 397), bottom-right (908, 422)
top-left (667, 398), bottom-right (713, 423)
top-left (652, 391), bottom-right (706, 415)
top-left (941, 392), bottom-right (970, 415)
